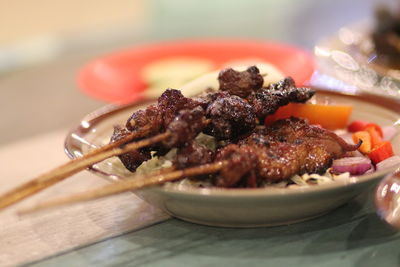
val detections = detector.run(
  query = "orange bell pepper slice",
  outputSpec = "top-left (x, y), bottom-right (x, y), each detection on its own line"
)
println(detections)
top-left (264, 104), bottom-right (294, 125)
top-left (265, 103), bottom-right (353, 130)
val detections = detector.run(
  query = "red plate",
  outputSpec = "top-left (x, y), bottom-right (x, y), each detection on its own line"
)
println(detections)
top-left (78, 39), bottom-right (315, 104)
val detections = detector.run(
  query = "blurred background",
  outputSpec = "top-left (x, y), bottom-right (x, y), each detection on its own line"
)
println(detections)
top-left (0, 0), bottom-right (392, 146)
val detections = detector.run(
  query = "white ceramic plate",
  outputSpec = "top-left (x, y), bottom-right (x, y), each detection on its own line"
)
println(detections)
top-left (65, 84), bottom-right (400, 228)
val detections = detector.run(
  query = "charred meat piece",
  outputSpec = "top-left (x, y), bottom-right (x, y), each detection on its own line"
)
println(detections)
top-left (163, 106), bottom-right (207, 148)
top-left (193, 90), bottom-right (230, 108)
top-left (218, 66), bottom-right (264, 98)
top-left (267, 76), bottom-right (295, 91)
top-left (214, 144), bottom-right (258, 187)
top-left (248, 77), bottom-right (315, 120)
top-left (110, 125), bottom-right (152, 172)
top-left (126, 89), bottom-right (201, 133)
top-left (120, 89), bottom-right (204, 170)
top-left (126, 104), bottom-right (162, 134)
top-left (174, 142), bottom-right (214, 169)
top-left (268, 77), bottom-right (315, 103)
top-left (205, 95), bottom-right (257, 140)
top-left (158, 89), bottom-right (203, 127)
top-left (113, 92), bottom-right (207, 172)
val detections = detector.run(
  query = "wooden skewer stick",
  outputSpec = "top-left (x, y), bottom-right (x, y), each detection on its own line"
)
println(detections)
top-left (0, 128), bottom-right (171, 211)
top-left (18, 160), bottom-right (228, 215)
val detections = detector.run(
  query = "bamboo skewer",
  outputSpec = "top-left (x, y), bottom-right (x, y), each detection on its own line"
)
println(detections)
top-left (18, 160), bottom-right (228, 215)
top-left (0, 128), bottom-right (171, 210)
top-left (0, 115), bottom-right (211, 211)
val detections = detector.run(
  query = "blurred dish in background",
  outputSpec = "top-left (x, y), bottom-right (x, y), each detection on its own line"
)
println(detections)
top-left (371, 3), bottom-right (400, 70)
top-left (315, 3), bottom-right (400, 99)
top-left (141, 57), bottom-right (214, 99)
top-left (78, 40), bottom-right (314, 104)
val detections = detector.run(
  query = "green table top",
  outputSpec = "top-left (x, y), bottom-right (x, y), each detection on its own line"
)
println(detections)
top-left (30, 191), bottom-right (399, 267)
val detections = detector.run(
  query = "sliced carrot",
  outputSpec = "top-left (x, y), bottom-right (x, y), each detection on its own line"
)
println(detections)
top-left (368, 141), bottom-right (394, 164)
top-left (352, 131), bottom-right (372, 154)
top-left (365, 126), bottom-right (384, 149)
top-left (265, 103), bottom-right (353, 130)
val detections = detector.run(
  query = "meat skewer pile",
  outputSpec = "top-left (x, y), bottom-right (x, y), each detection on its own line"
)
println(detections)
top-left (111, 66), bottom-right (316, 173)
top-left (108, 66), bottom-right (359, 188)
top-left (0, 65), bottom-right (361, 213)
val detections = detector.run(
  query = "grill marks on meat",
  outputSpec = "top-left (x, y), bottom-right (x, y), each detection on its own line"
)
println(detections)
top-left (238, 132), bottom-right (328, 182)
top-left (218, 66), bottom-right (264, 98)
top-left (214, 118), bottom-right (360, 187)
top-left (248, 77), bottom-right (315, 120)
top-left (260, 117), bottom-right (360, 155)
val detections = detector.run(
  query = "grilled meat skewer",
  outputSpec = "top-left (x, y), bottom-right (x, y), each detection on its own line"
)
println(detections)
top-left (112, 67), bottom-right (315, 172)
top-left (19, 118), bottom-right (362, 214)
top-left (213, 117), bottom-right (361, 187)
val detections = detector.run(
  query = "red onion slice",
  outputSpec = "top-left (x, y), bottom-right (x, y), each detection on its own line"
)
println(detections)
top-left (332, 157), bottom-right (372, 175)
top-left (376, 155), bottom-right (400, 171)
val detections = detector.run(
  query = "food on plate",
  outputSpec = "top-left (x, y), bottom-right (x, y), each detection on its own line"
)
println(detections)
top-left (108, 66), bottom-right (398, 189)
top-left (112, 66), bottom-right (314, 171)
